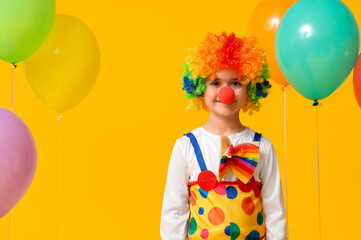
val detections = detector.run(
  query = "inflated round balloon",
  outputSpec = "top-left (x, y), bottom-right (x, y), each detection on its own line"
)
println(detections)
top-left (0, 0), bottom-right (55, 64)
top-left (248, 0), bottom-right (296, 87)
top-left (218, 87), bottom-right (235, 104)
top-left (0, 108), bottom-right (37, 219)
top-left (24, 14), bottom-right (100, 112)
top-left (353, 54), bottom-right (361, 109)
top-left (275, 0), bottom-right (360, 101)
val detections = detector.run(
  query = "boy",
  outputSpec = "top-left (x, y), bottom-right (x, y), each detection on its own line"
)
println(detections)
top-left (160, 32), bottom-right (287, 240)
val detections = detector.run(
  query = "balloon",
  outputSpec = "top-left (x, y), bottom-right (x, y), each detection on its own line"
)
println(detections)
top-left (248, 0), bottom-right (296, 87)
top-left (0, 0), bottom-right (55, 64)
top-left (0, 108), bottom-right (37, 219)
top-left (275, 0), bottom-right (360, 101)
top-left (24, 14), bottom-right (100, 112)
top-left (353, 54), bottom-right (361, 109)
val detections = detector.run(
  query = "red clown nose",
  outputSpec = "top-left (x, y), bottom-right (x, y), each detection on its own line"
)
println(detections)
top-left (218, 87), bottom-right (235, 104)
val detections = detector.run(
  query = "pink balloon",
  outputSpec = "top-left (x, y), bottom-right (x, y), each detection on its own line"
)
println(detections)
top-left (0, 107), bottom-right (37, 219)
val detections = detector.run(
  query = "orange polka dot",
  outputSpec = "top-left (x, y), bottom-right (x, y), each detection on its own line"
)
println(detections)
top-left (190, 191), bottom-right (197, 206)
top-left (242, 197), bottom-right (255, 215)
top-left (208, 207), bottom-right (225, 225)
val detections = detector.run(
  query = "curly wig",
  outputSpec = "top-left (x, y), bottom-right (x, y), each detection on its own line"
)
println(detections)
top-left (181, 32), bottom-right (272, 115)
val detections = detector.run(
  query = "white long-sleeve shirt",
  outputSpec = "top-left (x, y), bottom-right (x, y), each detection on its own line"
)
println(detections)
top-left (160, 126), bottom-right (287, 240)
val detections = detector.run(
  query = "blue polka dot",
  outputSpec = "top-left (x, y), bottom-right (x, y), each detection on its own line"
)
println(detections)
top-left (198, 207), bottom-right (204, 215)
top-left (245, 230), bottom-right (260, 240)
top-left (199, 188), bottom-right (208, 198)
top-left (224, 225), bottom-right (230, 236)
top-left (226, 186), bottom-right (238, 199)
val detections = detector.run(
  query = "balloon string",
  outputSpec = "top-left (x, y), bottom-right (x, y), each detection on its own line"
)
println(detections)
top-left (8, 63), bottom-right (14, 240)
top-left (8, 211), bottom-right (11, 240)
top-left (316, 104), bottom-right (322, 240)
top-left (283, 86), bottom-right (289, 239)
top-left (56, 114), bottom-right (63, 240)
top-left (11, 64), bottom-right (13, 112)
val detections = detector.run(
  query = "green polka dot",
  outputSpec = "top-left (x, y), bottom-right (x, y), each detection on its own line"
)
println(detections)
top-left (230, 222), bottom-right (240, 240)
top-left (189, 217), bottom-right (197, 235)
top-left (257, 212), bottom-right (263, 225)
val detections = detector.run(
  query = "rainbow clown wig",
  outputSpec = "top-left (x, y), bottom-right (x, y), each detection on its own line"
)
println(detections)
top-left (181, 32), bottom-right (272, 115)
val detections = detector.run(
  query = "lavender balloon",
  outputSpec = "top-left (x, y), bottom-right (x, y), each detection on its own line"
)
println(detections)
top-left (0, 107), bottom-right (37, 219)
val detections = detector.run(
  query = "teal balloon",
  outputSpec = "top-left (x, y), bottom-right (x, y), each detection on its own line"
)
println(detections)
top-left (0, 0), bottom-right (56, 64)
top-left (275, 0), bottom-right (360, 101)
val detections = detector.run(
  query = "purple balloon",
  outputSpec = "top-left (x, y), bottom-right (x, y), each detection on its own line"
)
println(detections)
top-left (0, 107), bottom-right (37, 219)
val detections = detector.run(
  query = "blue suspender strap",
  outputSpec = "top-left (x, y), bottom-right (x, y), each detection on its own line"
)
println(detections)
top-left (253, 132), bottom-right (262, 142)
top-left (184, 133), bottom-right (208, 171)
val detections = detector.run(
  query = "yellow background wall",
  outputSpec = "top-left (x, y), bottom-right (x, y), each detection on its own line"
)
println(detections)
top-left (0, 0), bottom-right (360, 239)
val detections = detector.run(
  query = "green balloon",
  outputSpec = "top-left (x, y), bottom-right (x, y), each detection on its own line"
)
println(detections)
top-left (0, 0), bottom-right (56, 64)
top-left (275, 0), bottom-right (360, 101)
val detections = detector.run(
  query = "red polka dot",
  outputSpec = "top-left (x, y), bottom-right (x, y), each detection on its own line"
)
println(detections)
top-left (214, 182), bottom-right (226, 195)
top-left (190, 191), bottom-right (197, 206)
top-left (200, 229), bottom-right (209, 239)
top-left (208, 207), bottom-right (225, 225)
top-left (242, 197), bottom-right (255, 215)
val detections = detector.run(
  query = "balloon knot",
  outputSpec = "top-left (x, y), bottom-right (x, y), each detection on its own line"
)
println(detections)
top-left (56, 112), bottom-right (63, 121)
top-left (12, 63), bottom-right (17, 68)
top-left (313, 100), bottom-right (319, 106)
top-left (281, 86), bottom-right (287, 92)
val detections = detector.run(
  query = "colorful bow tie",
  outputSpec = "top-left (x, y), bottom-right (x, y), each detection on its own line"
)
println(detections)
top-left (218, 137), bottom-right (260, 183)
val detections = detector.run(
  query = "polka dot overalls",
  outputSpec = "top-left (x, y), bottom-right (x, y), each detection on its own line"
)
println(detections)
top-left (184, 132), bottom-right (266, 240)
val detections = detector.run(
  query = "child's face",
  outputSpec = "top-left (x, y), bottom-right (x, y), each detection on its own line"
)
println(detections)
top-left (203, 69), bottom-right (247, 116)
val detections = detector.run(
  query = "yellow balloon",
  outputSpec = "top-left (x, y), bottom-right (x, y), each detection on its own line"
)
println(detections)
top-left (24, 14), bottom-right (100, 112)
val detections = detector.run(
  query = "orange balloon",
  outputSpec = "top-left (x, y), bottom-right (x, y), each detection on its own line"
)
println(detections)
top-left (353, 54), bottom-right (361, 109)
top-left (248, 0), bottom-right (297, 87)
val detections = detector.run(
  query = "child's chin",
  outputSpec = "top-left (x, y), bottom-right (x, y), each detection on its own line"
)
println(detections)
top-left (210, 107), bottom-right (241, 116)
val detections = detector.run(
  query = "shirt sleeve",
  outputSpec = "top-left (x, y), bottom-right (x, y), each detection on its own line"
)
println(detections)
top-left (259, 143), bottom-right (288, 240)
top-left (160, 139), bottom-right (190, 240)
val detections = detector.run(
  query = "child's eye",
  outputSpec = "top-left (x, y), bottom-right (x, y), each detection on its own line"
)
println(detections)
top-left (210, 81), bottom-right (219, 86)
top-left (232, 81), bottom-right (242, 86)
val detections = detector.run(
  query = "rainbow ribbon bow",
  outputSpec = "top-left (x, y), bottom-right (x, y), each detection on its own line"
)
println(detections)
top-left (218, 138), bottom-right (260, 184)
